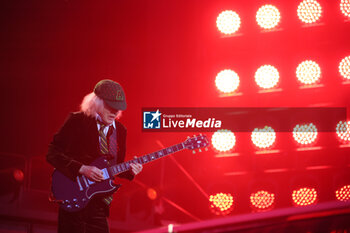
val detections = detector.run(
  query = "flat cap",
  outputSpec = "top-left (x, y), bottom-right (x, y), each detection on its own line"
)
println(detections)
top-left (94, 79), bottom-right (127, 110)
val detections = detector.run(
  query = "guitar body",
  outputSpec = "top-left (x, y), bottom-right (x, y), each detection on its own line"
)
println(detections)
top-left (51, 157), bottom-right (120, 212)
top-left (51, 135), bottom-right (209, 212)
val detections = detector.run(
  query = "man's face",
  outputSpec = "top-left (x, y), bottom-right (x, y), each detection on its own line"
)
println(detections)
top-left (99, 102), bottom-right (119, 124)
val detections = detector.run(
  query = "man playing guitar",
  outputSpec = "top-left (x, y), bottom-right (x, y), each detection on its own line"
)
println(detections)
top-left (47, 80), bottom-right (143, 233)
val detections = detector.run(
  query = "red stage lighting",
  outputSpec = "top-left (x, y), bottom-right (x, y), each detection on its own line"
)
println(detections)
top-left (13, 169), bottom-right (24, 182)
top-left (293, 123), bottom-right (318, 145)
top-left (292, 187), bottom-right (318, 206)
top-left (209, 192), bottom-right (234, 215)
top-left (147, 188), bottom-right (157, 200)
top-left (339, 56), bottom-right (350, 80)
top-left (255, 65), bottom-right (279, 89)
top-left (250, 190), bottom-right (275, 210)
top-left (297, 0), bottom-right (322, 24)
top-left (256, 5), bottom-right (281, 29)
top-left (340, 0), bottom-right (350, 18)
top-left (216, 10), bottom-right (241, 35)
top-left (296, 60), bottom-right (321, 85)
top-left (215, 69), bottom-right (240, 94)
top-left (211, 129), bottom-right (236, 152)
top-left (336, 120), bottom-right (350, 143)
top-left (0, 168), bottom-right (24, 196)
top-left (251, 126), bottom-right (276, 149)
top-left (335, 185), bottom-right (350, 201)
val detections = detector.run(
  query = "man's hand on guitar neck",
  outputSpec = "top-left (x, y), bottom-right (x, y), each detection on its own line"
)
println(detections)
top-left (130, 163), bottom-right (143, 175)
top-left (79, 165), bottom-right (104, 182)
top-left (130, 156), bottom-right (143, 175)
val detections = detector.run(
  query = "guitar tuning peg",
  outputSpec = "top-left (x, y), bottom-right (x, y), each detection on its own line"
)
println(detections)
top-left (192, 150), bottom-right (196, 154)
top-left (198, 149), bottom-right (202, 152)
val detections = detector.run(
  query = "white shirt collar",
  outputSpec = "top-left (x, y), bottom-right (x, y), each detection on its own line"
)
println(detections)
top-left (96, 114), bottom-right (116, 129)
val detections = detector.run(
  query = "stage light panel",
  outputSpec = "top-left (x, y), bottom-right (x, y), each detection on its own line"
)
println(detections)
top-left (215, 69), bottom-right (240, 93)
top-left (336, 185), bottom-right (350, 201)
top-left (255, 65), bottom-right (279, 89)
top-left (211, 129), bottom-right (236, 152)
top-left (297, 0), bottom-right (322, 24)
top-left (339, 56), bottom-right (350, 80)
top-left (256, 5), bottom-right (281, 29)
top-left (250, 190), bottom-right (275, 210)
top-left (216, 10), bottom-right (241, 35)
top-left (209, 192), bottom-right (234, 215)
top-left (293, 123), bottom-right (318, 145)
top-left (296, 60), bottom-right (321, 85)
top-left (336, 120), bottom-right (350, 143)
top-left (251, 126), bottom-right (276, 149)
top-left (340, 0), bottom-right (350, 18)
top-left (292, 187), bottom-right (317, 206)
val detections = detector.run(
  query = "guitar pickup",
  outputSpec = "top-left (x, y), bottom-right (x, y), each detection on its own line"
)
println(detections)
top-left (76, 177), bottom-right (83, 191)
top-left (82, 176), bottom-right (89, 187)
top-left (101, 168), bottom-right (109, 180)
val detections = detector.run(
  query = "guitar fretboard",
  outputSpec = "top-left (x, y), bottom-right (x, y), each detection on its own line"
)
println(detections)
top-left (108, 142), bottom-right (185, 176)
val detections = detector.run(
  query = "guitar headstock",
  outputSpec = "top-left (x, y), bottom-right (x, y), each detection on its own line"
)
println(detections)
top-left (184, 134), bottom-right (209, 153)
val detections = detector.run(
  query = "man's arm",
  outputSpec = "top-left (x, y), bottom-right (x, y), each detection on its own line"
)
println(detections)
top-left (46, 113), bottom-right (84, 180)
top-left (47, 113), bottom-right (106, 182)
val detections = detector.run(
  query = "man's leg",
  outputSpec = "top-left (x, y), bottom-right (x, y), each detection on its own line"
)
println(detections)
top-left (58, 207), bottom-right (85, 233)
top-left (85, 202), bottom-right (110, 233)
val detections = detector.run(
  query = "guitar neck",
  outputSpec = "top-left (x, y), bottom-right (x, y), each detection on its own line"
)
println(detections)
top-left (109, 142), bottom-right (185, 176)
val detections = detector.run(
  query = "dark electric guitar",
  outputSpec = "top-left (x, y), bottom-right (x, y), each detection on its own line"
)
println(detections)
top-left (51, 135), bottom-right (209, 212)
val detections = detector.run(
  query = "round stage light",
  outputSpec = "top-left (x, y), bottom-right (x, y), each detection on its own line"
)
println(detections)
top-left (211, 129), bottom-right (236, 152)
top-left (250, 190), bottom-right (275, 210)
top-left (13, 169), bottom-right (24, 183)
top-left (297, 0), bottom-right (322, 24)
top-left (296, 60), bottom-right (321, 85)
top-left (209, 192), bottom-right (234, 215)
top-left (255, 65), bottom-right (279, 89)
top-left (251, 126), bottom-right (276, 149)
top-left (339, 56), bottom-right (350, 80)
top-left (293, 123), bottom-right (318, 145)
top-left (147, 188), bottom-right (157, 200)
top-left (340, 0), bottom-right (350, 18)
top-left (256, 5), bottom-right (281, 29)
top-left (216, 10), bottom-right (241, 35)
top-left (336, 120), bottom-right (350, 143)
top-left (292, 187), bottom-right (317, 206)
top-left (215, 69), bottom-right (240, 93)
top-left (336, 185), bottom-right (350, 201)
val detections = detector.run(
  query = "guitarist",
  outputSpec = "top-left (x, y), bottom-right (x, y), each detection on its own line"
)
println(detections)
top-left (47, 79), bottom-right (143, 233)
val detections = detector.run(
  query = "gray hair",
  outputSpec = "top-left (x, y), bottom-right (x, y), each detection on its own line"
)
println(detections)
top-left (80, 92), bottom-right (122, 119)
top-left (80, 92), bottom-right (104, 117)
